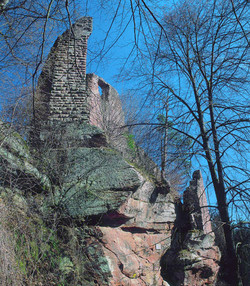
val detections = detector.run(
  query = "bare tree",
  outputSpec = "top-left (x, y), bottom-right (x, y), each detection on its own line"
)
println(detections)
top-left (108, 0), bottom-right (249, 284)
top-left (132, 0), bottom-right (249, 284)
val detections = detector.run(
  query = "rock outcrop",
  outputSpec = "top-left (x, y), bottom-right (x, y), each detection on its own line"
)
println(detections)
top-left (0, 17), bottom-right (221, 286)
top-left (183, 170), bottom-right (213, 235)
top-left (82, 171), bottom-right (176, 286)
top-left (161, 172), bottom-right (221, 286)
top-left (0, 121), bottom-right (50, 193)
top-left (0, 119), bottom-right (221, 285)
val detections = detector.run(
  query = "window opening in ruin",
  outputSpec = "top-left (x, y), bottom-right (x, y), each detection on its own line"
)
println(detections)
top-left (98, 86), bottom-right (103, 97)
top-left (98, 78), bottom-right (109, 100)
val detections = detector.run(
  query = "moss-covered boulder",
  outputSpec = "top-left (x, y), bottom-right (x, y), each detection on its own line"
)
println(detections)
top-left (45, 147), bottom-right (140, 218)
top-left (0, 121), bottom-right (51, 192)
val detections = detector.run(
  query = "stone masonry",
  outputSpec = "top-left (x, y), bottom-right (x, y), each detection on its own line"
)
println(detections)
top-left (86, 73), bottom-right (127, 151)
top-left (34, 17), bottom-right (127, 152)
top-left (35, 17), bottom-right (92, 124)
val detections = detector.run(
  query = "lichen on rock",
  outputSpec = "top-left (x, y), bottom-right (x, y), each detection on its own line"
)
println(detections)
top-left (43, 146), bottom-right (140, 218)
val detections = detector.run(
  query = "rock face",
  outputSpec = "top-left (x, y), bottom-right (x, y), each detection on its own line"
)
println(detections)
top-left (47, 147), bottom-right (141, 218)
top-left (160, 171), bottom-right (221, 285)
top-left (161, 230), bottom-right (221, 286)
top-left (183, 170), bottom-right (213, 235)
top-left (0, 121), bottom-right (50, 192)
top-left (85, 172), bottom-right (176, 286)
top-left (0, 17), bottom-right (221, 286)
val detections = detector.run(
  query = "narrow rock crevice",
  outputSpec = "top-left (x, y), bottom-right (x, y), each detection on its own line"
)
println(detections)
top-left (86, 211), bottom-right (132, 227)
top-left (121, 226), bottom-right (160, 234)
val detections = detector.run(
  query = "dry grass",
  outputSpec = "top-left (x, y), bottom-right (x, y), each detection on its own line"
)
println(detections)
top-left (0, 192), bottom-right (62, 286)
top-left (0, 199), bottom-right (23, 286)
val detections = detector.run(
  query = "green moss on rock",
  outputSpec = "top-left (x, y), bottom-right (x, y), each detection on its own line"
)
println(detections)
top-left (45, 147), bottom-right (140, 218)
top-left (0, 122), bottom-right (51, 193)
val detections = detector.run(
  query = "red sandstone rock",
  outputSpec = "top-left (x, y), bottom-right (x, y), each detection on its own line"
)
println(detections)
top-left (85, 173), bottom-right (175, 285)
top-left (86, 171), bottom-right (220, 286)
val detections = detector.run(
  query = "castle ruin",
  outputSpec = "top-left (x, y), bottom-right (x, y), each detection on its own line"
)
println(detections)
top-left (34, 18), bottom-right (215, 233)
top-left (27, 17), bottom-right (220, 285)
top-left (34, 17), bottom-right (125, 150)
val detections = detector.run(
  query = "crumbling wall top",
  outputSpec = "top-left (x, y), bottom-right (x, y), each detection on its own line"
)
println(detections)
top-left (70, 17), bottom-right (92, 39)
top-left (86, 73), bottom-right (127, 152)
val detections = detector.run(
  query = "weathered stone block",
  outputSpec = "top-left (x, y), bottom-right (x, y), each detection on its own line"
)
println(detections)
top-left (183, 170), bottom-right (212, 234)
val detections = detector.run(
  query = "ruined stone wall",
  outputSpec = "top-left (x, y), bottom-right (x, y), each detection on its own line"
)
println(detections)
top-left (34, 18), bottom-right (128, 153)
top-left (87, 73), bottom-right (127, 152)
top-left (35, 17), bottom-right (92, 124)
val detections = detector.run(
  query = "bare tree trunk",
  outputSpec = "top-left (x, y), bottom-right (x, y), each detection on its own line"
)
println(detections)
top-left (216, 183), bottom-right (239, 284)
top-left (202, 133), bottom-right (238, 284)
top-left (161, 97), bottom-right (169, 180)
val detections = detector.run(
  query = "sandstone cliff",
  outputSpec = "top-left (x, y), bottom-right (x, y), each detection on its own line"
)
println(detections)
top-left (0, 118), bottom-right (221, 286)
